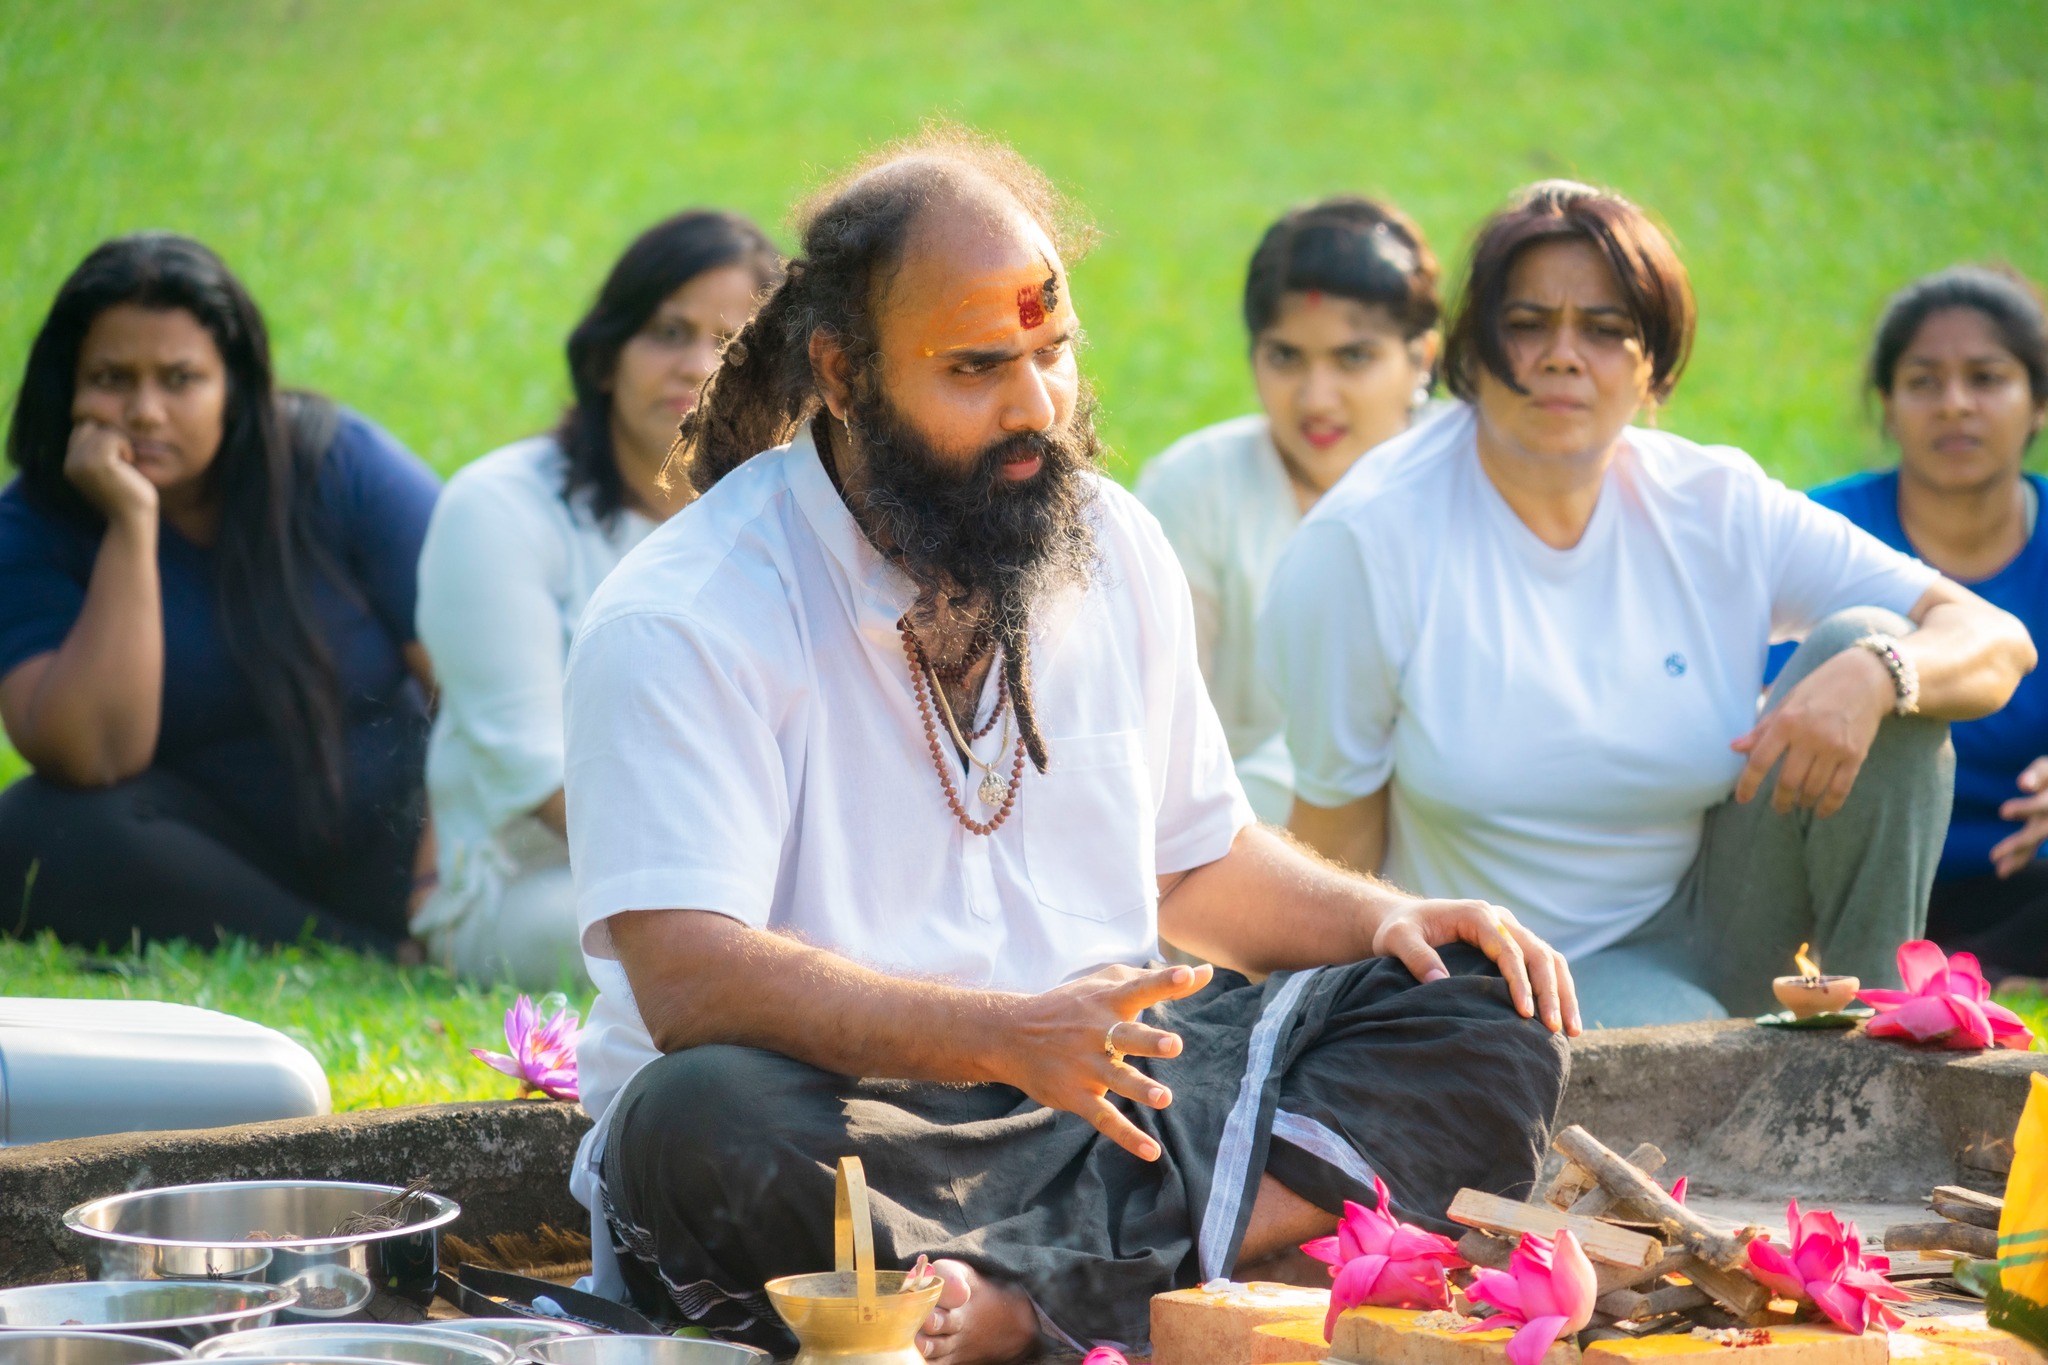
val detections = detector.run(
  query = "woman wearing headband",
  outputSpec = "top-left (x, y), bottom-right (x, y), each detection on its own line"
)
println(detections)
top-left (1138, 197), bottom-right (1441, 823)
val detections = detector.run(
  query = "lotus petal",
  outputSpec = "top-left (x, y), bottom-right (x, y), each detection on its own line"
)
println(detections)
top-left (1506, 1315), bottom-right (1571, 1365)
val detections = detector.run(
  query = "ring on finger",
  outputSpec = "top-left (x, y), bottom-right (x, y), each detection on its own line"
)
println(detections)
top-left (1104, 1022), bottom-right (1124, 1066)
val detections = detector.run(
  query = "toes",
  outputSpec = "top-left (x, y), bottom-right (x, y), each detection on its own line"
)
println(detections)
top-left (931, 1258), bottom-right (976, 1312)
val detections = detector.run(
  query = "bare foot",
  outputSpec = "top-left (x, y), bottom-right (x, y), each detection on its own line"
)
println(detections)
top-left (916, 1258), bottom-right (1039, 1365)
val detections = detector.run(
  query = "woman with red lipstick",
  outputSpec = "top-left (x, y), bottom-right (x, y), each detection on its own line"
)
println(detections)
top-left (410, 210), bottom-right (779, 987)
top-left (1138, 197), bottom-right (1441, 823)
top-left (1262, 182), bottom-right (2036, 1027)
top-left (413, 210), bottom-right (779, 986)
top-left (1771, 267), bottom-right (2048, 982)
top-left (0, 232), bottom-right (441, 950)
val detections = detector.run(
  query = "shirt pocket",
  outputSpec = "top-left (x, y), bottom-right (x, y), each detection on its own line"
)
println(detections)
top-left (1021, 729), bottom-right (1155, 922)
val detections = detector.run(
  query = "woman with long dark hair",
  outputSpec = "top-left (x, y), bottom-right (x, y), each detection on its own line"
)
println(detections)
top-left (1137, 196), bottom-right (1441, 823)
top-left (0, 232), bottom-right (441, 950)
top-left (411, 209), bottom-right (780, 987)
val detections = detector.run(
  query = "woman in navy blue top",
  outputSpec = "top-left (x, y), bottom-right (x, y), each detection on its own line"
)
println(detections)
top-left (0, 233), bottom-right (440, 951)
top-left (1782, 267), bottom-right (2048, 980)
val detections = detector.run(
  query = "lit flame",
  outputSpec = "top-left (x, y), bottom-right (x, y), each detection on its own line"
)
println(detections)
top-left (1794, 943), bottom-right (1821, 979)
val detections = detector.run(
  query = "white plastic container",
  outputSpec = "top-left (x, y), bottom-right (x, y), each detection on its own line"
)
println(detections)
top-left (0, 999), bottom-right (329, 1146)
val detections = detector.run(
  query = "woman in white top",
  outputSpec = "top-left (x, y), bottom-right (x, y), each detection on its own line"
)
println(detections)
top-left (1261, 181), bottom-right (2036, 1027)
top-left (1137, 198), bottom-right (1442, 822)
top-left (413, 211), bottom-right (781, 987)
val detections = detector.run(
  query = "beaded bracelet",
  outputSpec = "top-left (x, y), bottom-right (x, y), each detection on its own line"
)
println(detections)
top-left (1854, 633), bottom-right (1920, 716)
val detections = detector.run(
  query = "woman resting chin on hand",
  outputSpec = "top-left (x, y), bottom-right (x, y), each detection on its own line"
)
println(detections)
top-left (1260, 181), bottom-right (2036, 1029)
top-left (0, 233), bottom-right (441, 952)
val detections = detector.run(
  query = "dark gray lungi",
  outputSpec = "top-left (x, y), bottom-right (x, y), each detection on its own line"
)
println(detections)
top-left (599, 946), bottom-right (1569, 1352)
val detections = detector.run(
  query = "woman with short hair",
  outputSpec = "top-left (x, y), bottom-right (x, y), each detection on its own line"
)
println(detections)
top-left (1776, 266), bottom-right (2048, 981)
top-left (0, 232), bottom-right (441, 950)
top-left (1261, 181), bottom-right (2035, 1027)
top-left (1138, 197), bottom-right (1441, 822)
top-left (411, 210), bottom-right (780, 988)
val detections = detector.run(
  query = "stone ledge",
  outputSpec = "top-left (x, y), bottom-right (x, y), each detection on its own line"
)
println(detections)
top-left (1559, 1018), bottom-right (2048, 1200)
top-left (0, 1099), bottom-right (590, 1286)
top-left (1, 1022), bottom-right (2043, 1289)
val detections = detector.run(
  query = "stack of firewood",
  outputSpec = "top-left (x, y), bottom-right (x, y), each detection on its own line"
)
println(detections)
top-left (1884, 1186), bottom-right (2004, 1262)
top-left (1450, 1125), bottom-right (1785, 1341)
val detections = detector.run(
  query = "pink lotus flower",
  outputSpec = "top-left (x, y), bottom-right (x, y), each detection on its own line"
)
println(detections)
top-left (1669, 1176), bottom-right (1688, 1204)
top-left (1745, 1199), bottom-right (1909, 1335)
top-left (1302, 1175), bottom-right (1468, 1336)
top-left (471, 992), bottom-right (583, 1101)
top-left (1460, 1230), bottom-right (1597, 1365)
top-left (1080, 1349), bottom-right (1127, 1365)
top-left (1858, 940), bottom-right (2034, 1051)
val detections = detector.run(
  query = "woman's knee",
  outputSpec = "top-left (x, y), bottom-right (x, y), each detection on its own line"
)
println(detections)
top-left (1771, 606), bottom-right (1917, 699)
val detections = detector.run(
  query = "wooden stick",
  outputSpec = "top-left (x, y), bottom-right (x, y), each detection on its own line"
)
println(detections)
top-left (1640, 1283), bottom-right (1711, 1317)
top-left (1931, 1186), bottom-right (2004, 1230)
top-left (1595, 1248), bottom-right (1691, 1296)
top-left (1447, 1188), bottom-right (1664, 1269)
top-left (1672, 1254), bottom-right (1769, 1317)
top-left (1553, 1126), bottom-right (1760, 1269)
top-left (1885, 1221), bottom-right (1997, 1258)
top-left (1569, 1144), bottom-right (1667, 1220)
top-left (1457, 1229), bottom-right (1515, 1270)
top-left (1595, 1288), bottom-right (1650, 1320)
top-left (1542, 1162), bottom-right (1601, 1211)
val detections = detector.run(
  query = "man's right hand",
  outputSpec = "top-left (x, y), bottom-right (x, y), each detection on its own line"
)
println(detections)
top-left (993, 961), bottom-right (1213, 1162)
top-left (65, 420), bottom-right (157, 525)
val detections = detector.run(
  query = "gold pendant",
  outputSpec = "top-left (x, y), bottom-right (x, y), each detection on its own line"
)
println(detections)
top-left (978, 769), bottom-right (1010, 807)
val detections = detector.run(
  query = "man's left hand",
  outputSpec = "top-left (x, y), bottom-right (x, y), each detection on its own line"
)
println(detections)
top-left (1731, 647), bottom-right (1892, 818)
top-left (1370, 898), bottom-right (1581, 1036)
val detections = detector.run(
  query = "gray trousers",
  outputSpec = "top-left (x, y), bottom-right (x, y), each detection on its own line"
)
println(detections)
top-left (1573, 608), bottom-right (1953, 1028)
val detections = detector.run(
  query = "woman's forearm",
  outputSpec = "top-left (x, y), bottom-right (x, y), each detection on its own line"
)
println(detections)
top-left (1904, 587), bottom-right (2037, 721)
top-left (0, 512), bottom-right (164, 785)
top-left (1286, 786), bottom-right (1389, 874)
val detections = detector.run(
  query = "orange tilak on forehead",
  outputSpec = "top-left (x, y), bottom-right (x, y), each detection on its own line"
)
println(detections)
top-left (916, 262), bottom-right (1072, 357)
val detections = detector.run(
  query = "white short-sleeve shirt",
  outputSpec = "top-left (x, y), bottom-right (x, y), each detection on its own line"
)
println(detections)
top-left (562, 424), bottom-right (1254, 1136)
top-left (1136, 415), bottom-right (1301, 824)
top-left (413, 436), bottom-right (654, 944)
top-left (1257, 403), bottom-right (1940, 959)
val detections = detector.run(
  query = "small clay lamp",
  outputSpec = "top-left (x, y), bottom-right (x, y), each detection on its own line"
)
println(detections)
top-left (1772, 943), bottom-right (1860, 1019)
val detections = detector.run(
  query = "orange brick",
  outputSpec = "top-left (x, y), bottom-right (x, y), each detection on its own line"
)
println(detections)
top-left (1894, 1320), bottom-right (2048, 1365)
top-left (1251, 1319), bottom-right (1331, 1364)
top-left (1581, 1324), bottom-right (1886, 1365)
top-left (1329, 1306), bottom-right (1580, 1365)
top-left (1150, 1282), bottom-right (1331, 1365)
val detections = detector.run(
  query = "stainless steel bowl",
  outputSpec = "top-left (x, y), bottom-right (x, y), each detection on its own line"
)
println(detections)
top-left (0, 1282), bottom-right (298, 1345)
top-left (0, 1332), bottom-right (193, 1365)
top-left (192, 1327), bottom-right (512, 1365)
top-left (519, 1338), bottom-right (769, 1365)
top-left (432, 1325), bottom-right (588, 1352)
top-left (65, 1182), bottom-right (459, 1324)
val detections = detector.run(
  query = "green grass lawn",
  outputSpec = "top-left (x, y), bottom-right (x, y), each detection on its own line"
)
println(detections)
top-left (0, 930), bottom-right (588, 1110)
top-left (3, 3), bottom-right (2046, 1105)
top-left (0, 930), bottom-right (2038, 1111)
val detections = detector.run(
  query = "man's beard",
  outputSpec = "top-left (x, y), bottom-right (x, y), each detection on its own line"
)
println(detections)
top-left (842, 385), bottom-right (1103, 636)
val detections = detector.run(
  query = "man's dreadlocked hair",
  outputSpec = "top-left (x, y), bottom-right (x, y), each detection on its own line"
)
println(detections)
top-left (668, 126), bottom-right (1098, 773)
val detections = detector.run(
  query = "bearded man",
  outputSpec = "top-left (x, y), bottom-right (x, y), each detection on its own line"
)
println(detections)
top-left (561, 132), bottom-right (1579, 1365)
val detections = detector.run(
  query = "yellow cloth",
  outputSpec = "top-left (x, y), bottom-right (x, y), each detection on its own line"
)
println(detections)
top-left (2003, 1072), bottom-right (2048, 1301)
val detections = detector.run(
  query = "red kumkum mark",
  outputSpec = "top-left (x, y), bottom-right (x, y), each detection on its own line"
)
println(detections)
top-left (1306, 289), bottom-right (1323, 308)
top-left (1015, 284), bottom-right (1046, 330)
